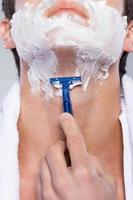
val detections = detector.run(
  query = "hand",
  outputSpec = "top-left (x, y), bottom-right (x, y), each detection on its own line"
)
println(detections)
top-left (37, 113), bottom-right (117, 200)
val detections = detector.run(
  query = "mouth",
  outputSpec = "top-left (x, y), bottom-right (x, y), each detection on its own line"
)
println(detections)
top-left (44, 2), bottom-right (89, 19)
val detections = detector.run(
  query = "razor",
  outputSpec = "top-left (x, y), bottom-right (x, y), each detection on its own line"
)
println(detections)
top-left (50, 76), bottom-right (82, 115)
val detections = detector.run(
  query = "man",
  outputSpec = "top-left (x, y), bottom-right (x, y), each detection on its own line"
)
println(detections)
top-left (0, 0), bottom-right (133, 200)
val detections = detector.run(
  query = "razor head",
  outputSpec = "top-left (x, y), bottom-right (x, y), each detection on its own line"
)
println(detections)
top-left (50, 76), bottom-right (82, 89)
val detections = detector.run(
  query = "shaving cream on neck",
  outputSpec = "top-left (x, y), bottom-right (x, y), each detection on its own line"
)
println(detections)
top-left (10, 0), bottom-right (127, 99)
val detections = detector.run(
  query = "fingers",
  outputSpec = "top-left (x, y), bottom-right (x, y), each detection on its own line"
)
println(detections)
top-left (46, 141), bottom-right (69, 178)
top-left (59, 113), bottom-right (88, 168)
top-left (37, 176), bottom-right (43, 200)
top-left (39, 141), bottom-right (71, 199)
top-left (39, 157), bottom-right (57, 199)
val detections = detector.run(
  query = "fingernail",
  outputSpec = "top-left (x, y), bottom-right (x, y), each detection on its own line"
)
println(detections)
top-left (60, 112), bottom-right (71, 121)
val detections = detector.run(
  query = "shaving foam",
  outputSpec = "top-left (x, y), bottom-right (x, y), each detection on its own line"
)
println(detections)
top-left (10, 0), bottom-right (127, 99)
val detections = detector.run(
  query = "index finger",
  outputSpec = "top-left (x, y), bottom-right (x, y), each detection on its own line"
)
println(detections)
top-left (59, 113), bottom-right (88, 168)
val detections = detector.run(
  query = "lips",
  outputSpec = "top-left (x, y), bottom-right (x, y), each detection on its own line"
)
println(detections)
top-left (44, 1), bottom-right (89, 19)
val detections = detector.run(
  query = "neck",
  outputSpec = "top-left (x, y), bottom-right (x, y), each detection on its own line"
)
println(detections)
top-left (18, 62), bottom-right (121, 169)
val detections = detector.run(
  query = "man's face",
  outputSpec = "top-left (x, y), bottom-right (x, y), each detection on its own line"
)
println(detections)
top-left (11, 0), bottom-right (126, 100)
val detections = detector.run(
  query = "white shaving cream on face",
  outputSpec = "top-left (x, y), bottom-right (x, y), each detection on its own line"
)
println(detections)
top-left (10, 0), bottom-right (127, 99)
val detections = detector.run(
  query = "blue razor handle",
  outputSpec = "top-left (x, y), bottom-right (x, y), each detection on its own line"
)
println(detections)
top-left (50, 76), bottom-right (82, 115)
top-left (62, 80), bottom-right (73, 114)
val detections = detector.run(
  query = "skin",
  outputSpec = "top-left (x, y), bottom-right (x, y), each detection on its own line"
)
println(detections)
top-left (0, 0), bottom-right (133, 199)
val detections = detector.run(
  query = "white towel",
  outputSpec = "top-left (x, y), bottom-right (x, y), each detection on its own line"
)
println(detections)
top-left (0, 75), bottom-right (133, 200)
top-left (0, 79), bottom-right (20, 200)
top-left (120, 75), bottom-right (133, 200)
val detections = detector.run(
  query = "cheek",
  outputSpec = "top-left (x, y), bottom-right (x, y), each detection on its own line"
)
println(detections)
top-left (16, 0), bottom-right (43, 10)
top-left (24, 0), bottom-right (42, 6)
top-left (106, 0), bottom-right (124, 14)
top-left (15, 0), bottom-right (23, 10)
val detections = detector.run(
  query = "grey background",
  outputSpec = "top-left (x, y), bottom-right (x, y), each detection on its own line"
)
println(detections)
top-left (0, 1), bottom-right (133, 102)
